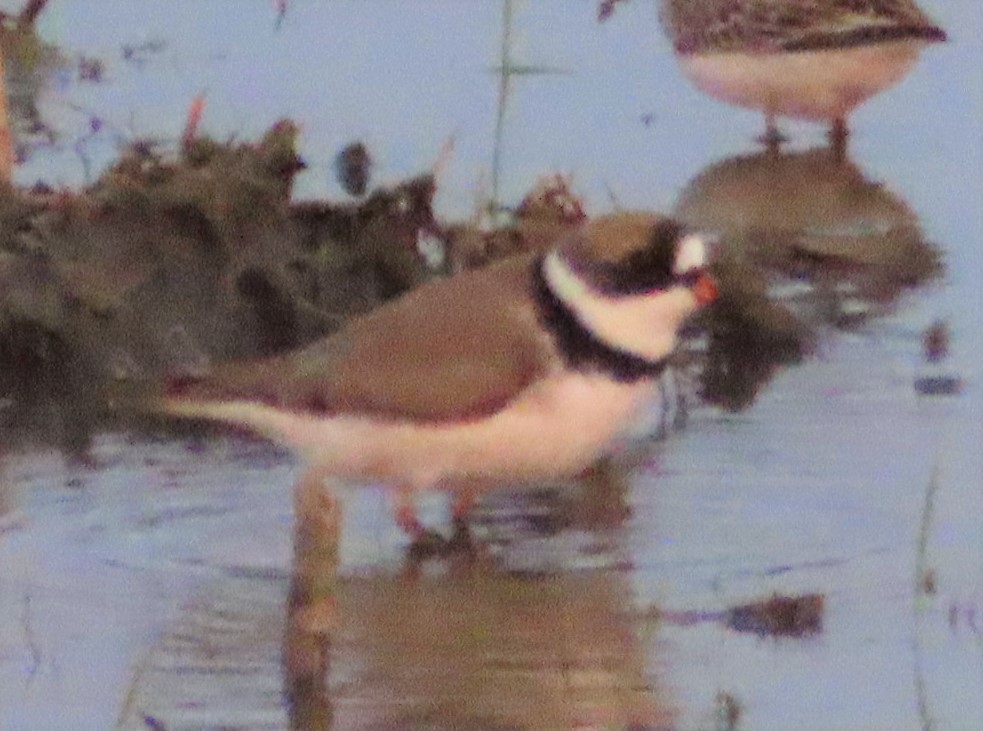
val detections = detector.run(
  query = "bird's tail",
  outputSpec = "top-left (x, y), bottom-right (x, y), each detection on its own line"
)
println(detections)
top-left (104, 376), bottom-right (168, 417)
top-left (108, 362), bottom-right (305, 449)
top-left (105, 372), bottom-right (237, 427)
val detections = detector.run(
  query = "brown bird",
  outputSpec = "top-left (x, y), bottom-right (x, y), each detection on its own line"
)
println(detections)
top-left (155, 212), bottom-right (719, 553)
top-left (659, 0), bottom-right (947, 146)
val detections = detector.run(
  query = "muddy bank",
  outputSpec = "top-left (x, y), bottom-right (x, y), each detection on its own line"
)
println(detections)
top-left (0, 122), bottom-right (444, 453)
top-left (0, 127), bottom-right (945, 457)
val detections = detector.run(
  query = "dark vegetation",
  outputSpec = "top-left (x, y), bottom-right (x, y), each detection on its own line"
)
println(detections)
top-left (0, 123), bottom-right (441, 455)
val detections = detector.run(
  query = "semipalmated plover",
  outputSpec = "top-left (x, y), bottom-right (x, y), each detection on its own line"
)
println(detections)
top-left (158, 213), bottom-right (718, 552)
top-left (659, 0), bottom-right (947, 145)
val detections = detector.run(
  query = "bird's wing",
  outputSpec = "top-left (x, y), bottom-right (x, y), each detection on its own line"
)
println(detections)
top-left (167, 253), bottom-right (556, 423)
top-left (778, 0), bottom-right (946, 51)
top-left (662, 0), bottom-right (944, 54)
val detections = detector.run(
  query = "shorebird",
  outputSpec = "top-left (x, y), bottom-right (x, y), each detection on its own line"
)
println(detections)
top-left (155, 213), bottom-right (718, 554)
top-left (658, 0), bottom-right (947, 146)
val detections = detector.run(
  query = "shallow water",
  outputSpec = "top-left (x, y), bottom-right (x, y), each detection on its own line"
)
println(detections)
top-left (2, 1), bottom-right (982, 730)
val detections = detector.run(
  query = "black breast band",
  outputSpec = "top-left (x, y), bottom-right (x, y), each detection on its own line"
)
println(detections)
top-left (531, 256), bottom-right (670, 383)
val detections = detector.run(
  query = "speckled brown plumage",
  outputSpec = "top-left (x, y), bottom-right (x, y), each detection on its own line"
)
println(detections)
top-left (660, 0), bottom-right (946, 55)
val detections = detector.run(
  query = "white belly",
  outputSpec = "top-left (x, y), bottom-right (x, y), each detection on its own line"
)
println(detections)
top-left (194, 372), bottom-right (657, 491)
top-left (678, 40), bottom-right (927, 121)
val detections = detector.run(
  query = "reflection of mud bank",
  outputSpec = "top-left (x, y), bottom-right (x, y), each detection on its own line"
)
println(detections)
top-left (1, 122), bottom-right (440, 453)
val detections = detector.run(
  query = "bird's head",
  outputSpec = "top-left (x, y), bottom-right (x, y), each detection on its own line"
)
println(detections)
top-left (543, 212), bottom-right (718, 362)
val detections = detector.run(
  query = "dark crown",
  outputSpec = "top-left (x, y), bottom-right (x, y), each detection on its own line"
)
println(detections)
top-left (560, 216), bottom-right (686, 297)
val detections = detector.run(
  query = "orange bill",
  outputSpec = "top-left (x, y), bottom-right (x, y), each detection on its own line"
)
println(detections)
top-left (693, 272), bottom-right (719, 306)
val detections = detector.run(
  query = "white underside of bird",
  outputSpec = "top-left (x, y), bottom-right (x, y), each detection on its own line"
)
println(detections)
top-left (166, 369), bottom-right (657, 492)
top-left (679, 39), bottom-right (928, 122)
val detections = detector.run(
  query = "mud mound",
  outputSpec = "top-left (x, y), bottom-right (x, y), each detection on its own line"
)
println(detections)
top-left (0, 122), bottom-right (439, 453)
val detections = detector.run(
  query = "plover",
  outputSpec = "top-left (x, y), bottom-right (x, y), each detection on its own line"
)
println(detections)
top-left (157, 213), bottom-right (718, 552)
top-left (659, 0), bottom-right (947, 145)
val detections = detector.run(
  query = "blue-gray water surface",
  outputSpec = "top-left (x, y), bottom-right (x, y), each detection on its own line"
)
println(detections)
top-left (1, 2), bottom-right (981, 729)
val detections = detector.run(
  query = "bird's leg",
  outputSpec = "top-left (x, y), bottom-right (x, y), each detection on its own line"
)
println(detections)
top-left (292, 470), bottom-right (342, 559)
top-left (578, 457), bottom-right (631, 529)
top-left (654, 374), bottom-right (670, 441)
top-left (289, 469), bottom-right (341, 631)
top-left (759, 111), bottom-right (787, 151)
top-left (662, 365), bottom-right (689, 432)
top-left (447, 486), bottom-right (478, 555)
top-left (284, 471), bottom-right (337, 729)
top-left (392, 486), bottom-right (448, 559)
top-left (828, 117), bottom-right (849, 160)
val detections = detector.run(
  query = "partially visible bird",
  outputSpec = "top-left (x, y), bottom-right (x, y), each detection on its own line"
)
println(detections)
top-left (148, 212), bottom-right (719, 555)
top-left (658, 0), bottom-right (947, 146)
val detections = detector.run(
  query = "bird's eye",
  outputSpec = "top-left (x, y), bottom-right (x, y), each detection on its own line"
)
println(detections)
top-left (673, 234), bottom-right (708, 275)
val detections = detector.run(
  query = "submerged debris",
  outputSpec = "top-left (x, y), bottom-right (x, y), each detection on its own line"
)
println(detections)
top-left (714, 691), bottom-right (743, 731)
top-left (914, 319), bottom-right (962, 396)
top-left (597, 0), bottom-right (631, 22)
top-left (914, 375), bottom-right (962, 397)
top-left (725, 592), bottom-right (825, 638)
top-left (654, 592), bottom-right (825, 639)
top-left (923, 320), bottom-right (950, 362)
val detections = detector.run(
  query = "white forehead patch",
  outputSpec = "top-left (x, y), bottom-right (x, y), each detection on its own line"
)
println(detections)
top-left (673, 234), bottom-right (707, 275)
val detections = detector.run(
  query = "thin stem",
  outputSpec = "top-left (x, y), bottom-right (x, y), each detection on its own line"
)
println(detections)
top-left (829, 117), bottom-right (849, 160)
top-left (914, 461), bottom-right (941, 598)
top-left (912, 459), bottom-right (942, 731)
top-left (490, 0), bottom-right (514, 222)
top-left (18, 0), bottom-right (51, 27)
top-left (0, 48), bottom-right (13, 182)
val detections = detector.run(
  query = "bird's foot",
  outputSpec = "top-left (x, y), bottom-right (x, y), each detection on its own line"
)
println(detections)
top-left (447, 516), bottom-right (476, 555)
top-left (758, 126), bottom-right (788, 151)
top-left (758, 114), bottom-right (787, 151)
top-left (406, 528), bottom-right (451, 561)
top-left (405, 519), bottom-right (477, 561)
top-left (828, 118), bottom-right (849, 159)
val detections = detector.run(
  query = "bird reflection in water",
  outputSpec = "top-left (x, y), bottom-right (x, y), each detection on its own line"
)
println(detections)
top-left (283, 470), bottom-right (676, 731)
top-left (283, 472), bottom-right (340, 731)
top-left (675, 142), bottom-right (943, 411)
